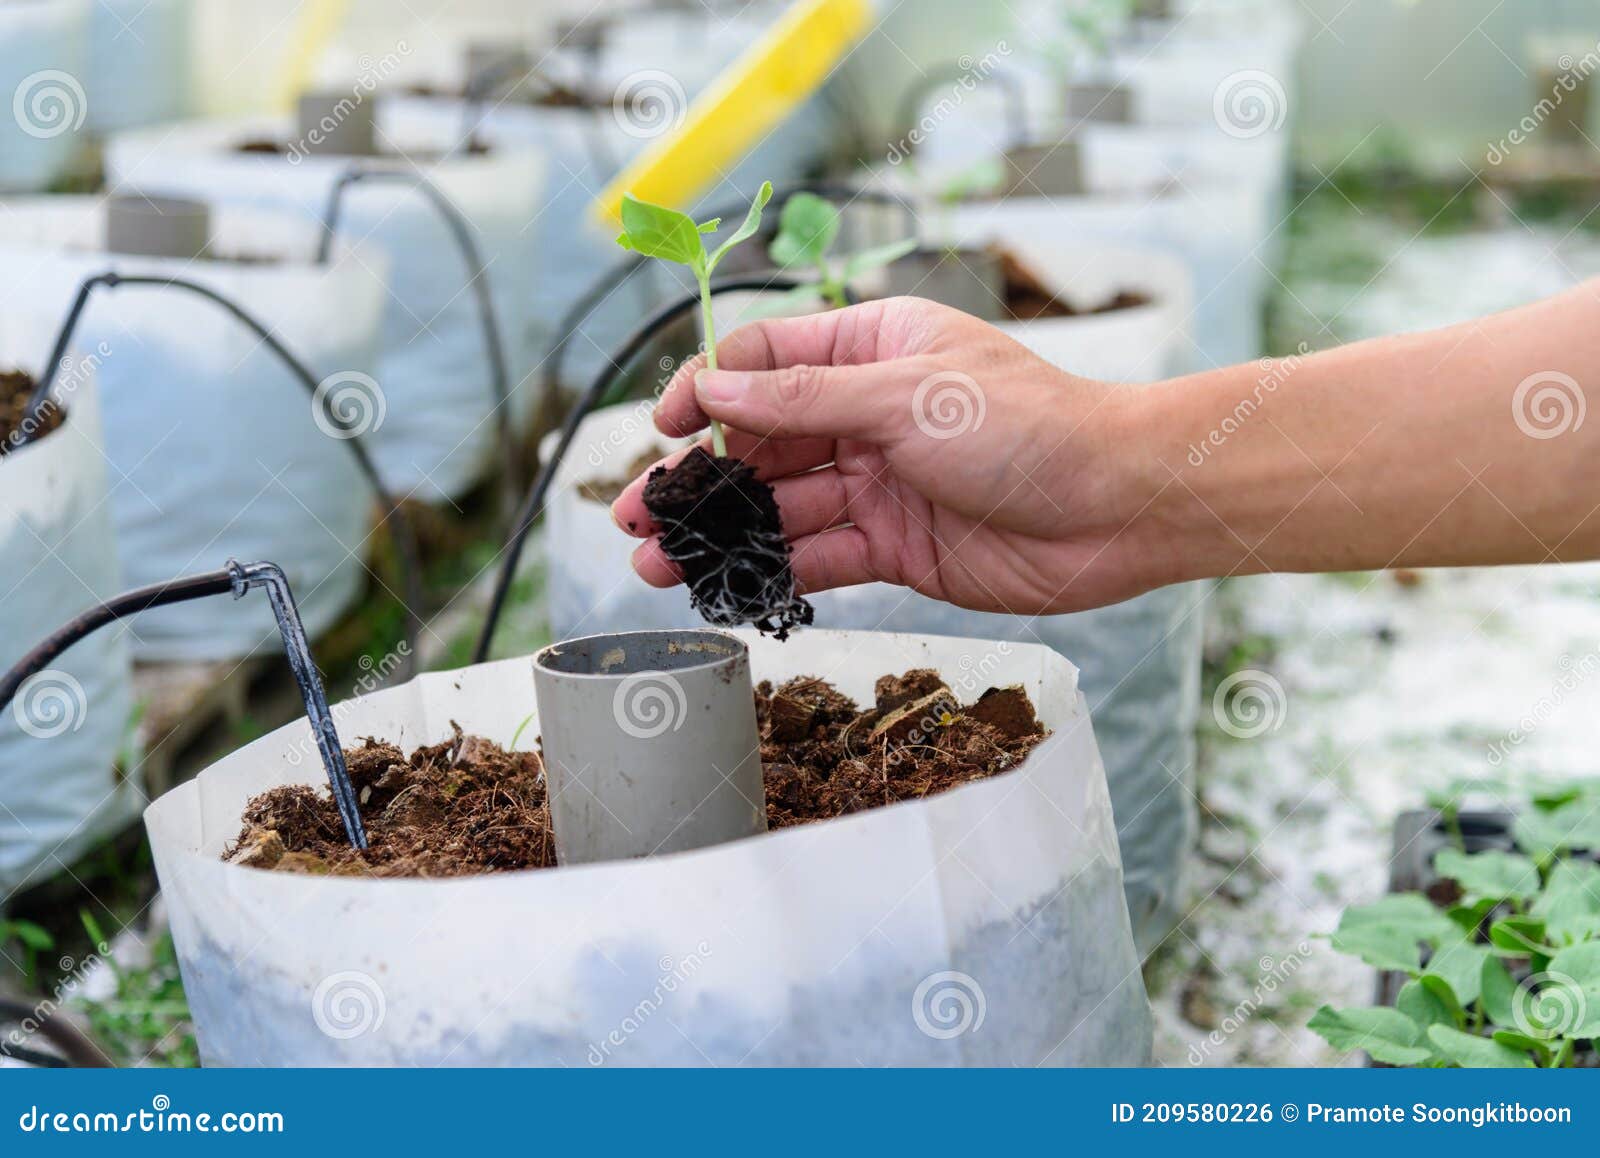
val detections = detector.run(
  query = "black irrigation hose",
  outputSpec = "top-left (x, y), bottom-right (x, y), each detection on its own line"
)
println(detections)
top-left (895, 60), bottom-right (1031, 158)
top-left (313, 166), bottom-right (521, 507)
top-left (0, 561), bottom-right (367, 850)
top-left (21, 272), bottom-right (422, 679)
top-left (531, 181), bottom-right (919, 441)
top-left (0, 997), bottom-right (113, 1068)
top-left (472, 273), bottom-right (802, 664)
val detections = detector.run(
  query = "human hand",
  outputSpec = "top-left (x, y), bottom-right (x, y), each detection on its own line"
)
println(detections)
top-left (611, 296), bottom-right (1173, 616)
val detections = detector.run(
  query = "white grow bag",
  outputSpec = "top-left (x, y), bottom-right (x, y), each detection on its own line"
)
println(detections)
top-left (1, 346), bottom-right (136, 897)
top-left (927, 181), bottom-right (1270, 371)
top-left (86, 0), bottom-right (191, 134)
top-left (104, 112), bottom-right (546, 501)
top-left (0, 0), bottom-right (89, 193)
top-left (0, 198), bottom-right (388, 661)
top-left (145, 631), bottom-right (1151, 1065)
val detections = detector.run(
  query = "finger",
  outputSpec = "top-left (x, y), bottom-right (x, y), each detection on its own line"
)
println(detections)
top-left (769, 468), bottom-right (851, 541)
top-left (694, 357), bottom-right (915, 442)
top-left (630, 538), bottom-right (682, 588)
top-left (655, 301), bottom-right (900, 437)
top-left (788, 526), bottom-right (878, 595)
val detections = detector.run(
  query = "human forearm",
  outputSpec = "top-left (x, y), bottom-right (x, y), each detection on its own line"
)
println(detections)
top-left (1124, 279), bottom-right (1600, 583)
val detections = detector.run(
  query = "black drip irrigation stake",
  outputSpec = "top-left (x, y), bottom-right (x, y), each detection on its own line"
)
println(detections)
top-left (529, 182), bottom-right (918, 442)
top-left (472, 273), bottom-right (805, 665)
top-left (895, 61), bottom-right (1031, 157)
top-left (0, 561), bottom-right (367, 850)
top-left (314, 166), bottom-right (521, 508)
top-left (20, 272), bottom-right (423, 678)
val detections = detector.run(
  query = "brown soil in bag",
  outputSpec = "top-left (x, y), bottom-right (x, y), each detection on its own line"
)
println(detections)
top-left (1001, 251), bottom-right (1150, 321)
top-left (642, 447), bottom-right (813, 640)
top-left (225, 670), bottom-right (1048, 877)
top-left (0, 370), bottom-right (64, 457)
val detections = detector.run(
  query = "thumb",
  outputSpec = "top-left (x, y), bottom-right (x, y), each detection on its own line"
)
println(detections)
top-left (694, 361), bottom-right (913, 442)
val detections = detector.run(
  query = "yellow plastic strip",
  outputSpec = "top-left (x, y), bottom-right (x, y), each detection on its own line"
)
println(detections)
top-left (592, 0), bottom-right (873, 225)
top-left (275, 0), bottom-right (353, 111)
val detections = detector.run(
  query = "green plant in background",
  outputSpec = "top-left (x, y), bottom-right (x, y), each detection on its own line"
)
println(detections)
top-left (766, 192), bottom-right (916, 310)
top-left (1310, 783), bottom-right (1600, 1068)
top-left (75, 912), bottom-right (197, 1068)
top-left (0, 918), bottom-right (53, 986)
top-left (615, 181), bottom-right (774, 458)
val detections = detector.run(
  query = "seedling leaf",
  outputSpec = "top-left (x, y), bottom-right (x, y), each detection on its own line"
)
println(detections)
top-left (1434, 847), bottom-right (1540, 903)
top-left (617, 195), bottom-right (705, 269)
top-left (1426, 1024), bottom-right (1534, 1068)
top-left (707, 180), bottom-right (774, 272)
top-left (1328, 923), bottom-right (1425, 974)
top-left (1307, 1006), bottom-right (1433, 1065)
top-left (1422, 939), bottom-right (1489, 1007)
top-left (1489, 915), bottom-right (1555, 958)
top-left (1397, 978), bottom-right (1457, 1030)
top-left (768, 191), bottom-right (840, 269)
top-left (1480, 956), bottom-right (1518, 1027)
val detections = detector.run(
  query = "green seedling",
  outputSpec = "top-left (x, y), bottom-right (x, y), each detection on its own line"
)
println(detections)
top-left (766, 192), bottom-right (917, 310)
top-left (1309, 783), bottom-right (1600, 1067)
top-left (615, 181), bottom-right (774, 458)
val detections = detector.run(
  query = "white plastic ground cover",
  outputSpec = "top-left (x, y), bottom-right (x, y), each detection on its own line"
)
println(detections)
top-left (103, 110), bottom-right (546, 501)
top-left (145, 629), bottom-right (1151, 1065)
top-left (86, 0), bottom-right (190, 134)
top-left (0, 342), bottom-right (136, 897)
top-left (0, 197), bottom-right (388, 661)
top-left (0, 0), bottom-right (89, 192)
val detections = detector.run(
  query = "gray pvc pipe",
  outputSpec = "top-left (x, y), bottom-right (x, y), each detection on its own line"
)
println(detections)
top-left (105, 196), bottom-right (211, 259)
top-left (533, 629), bottom-right (767, 866)
top-left (1065, 83), bottom-right (1133, 127)
top-left (297, 92), bottom-right (377, 157)
top-left (1006, 141), bottom-right (1084, 197)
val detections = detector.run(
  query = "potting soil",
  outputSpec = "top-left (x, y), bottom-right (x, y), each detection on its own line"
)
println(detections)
top-left (0, 370), bottom-right (63, 455)
top-left (642, 447), bottom-right (813, 640)
top-left (224, 669), bottom-right (1047, 877)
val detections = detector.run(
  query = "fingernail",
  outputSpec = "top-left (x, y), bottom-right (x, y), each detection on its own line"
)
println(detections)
top-left (695, 369), bottom-right (748, 403)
